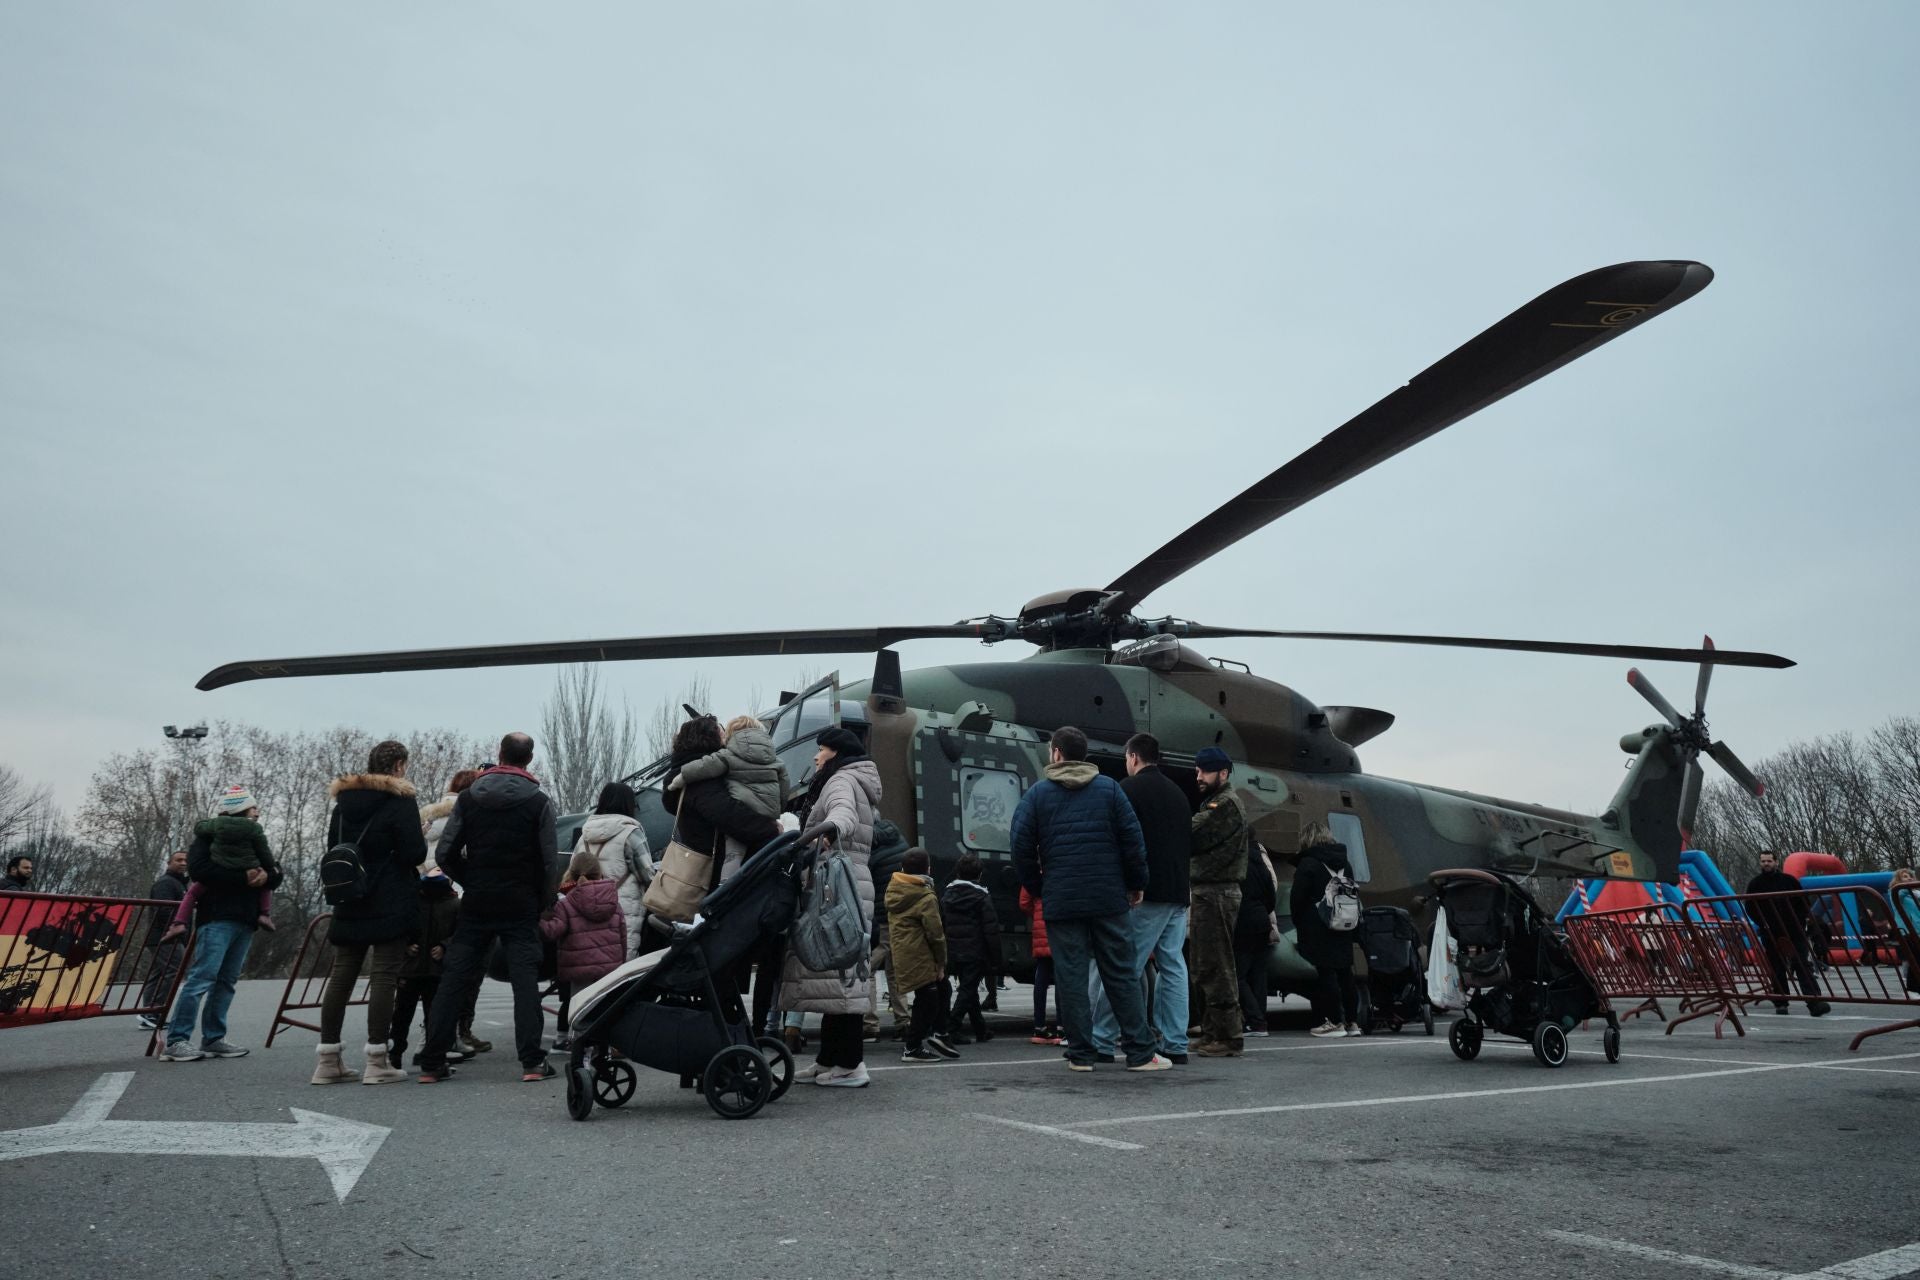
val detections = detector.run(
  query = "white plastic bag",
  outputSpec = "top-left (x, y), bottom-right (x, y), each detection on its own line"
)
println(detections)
top-left (1427, 904), bottom-right (1466, 1010)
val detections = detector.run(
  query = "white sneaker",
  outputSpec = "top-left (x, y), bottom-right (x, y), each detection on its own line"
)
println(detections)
top-left (1126, 1054), bottom-right (1173, 1072)
top-left (794, 1059), bottom-right (831, 1081)
top-left (814, 1063), bottom-right (871, 1088)
top-left (1308, 1021), bottom-right (1344, 1038)
top-left (1343, 1024), bottom-right (1363, 1038)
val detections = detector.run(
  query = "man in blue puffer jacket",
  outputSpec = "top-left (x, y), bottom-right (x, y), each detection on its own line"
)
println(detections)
top-left (1012, 726), bottom-right (1171, 1073)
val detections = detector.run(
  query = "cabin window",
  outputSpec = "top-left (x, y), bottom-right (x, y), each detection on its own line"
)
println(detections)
top-left (1328, 812), bottom-right (1371, 884)
top-left (960, 768), bottom-right (1022, 854)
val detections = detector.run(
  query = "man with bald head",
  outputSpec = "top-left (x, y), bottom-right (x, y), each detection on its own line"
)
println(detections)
top-left (417, 732), bottom-right (560, 1083)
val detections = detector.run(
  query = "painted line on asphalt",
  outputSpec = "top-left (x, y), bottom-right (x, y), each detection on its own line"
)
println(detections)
top-left (1056, 1051), bottom-right (1920, 1131)
top-left (863, 1036), bottom-right (1423, 1074)
top-left (1548, 1230), bottom-right (1920, 1280)
top-left (1545, 1229), bottom-right (1789, 1278)
top-left (1479, 1042), bottom-right (1792, 1069)
top-left (1807, 1063), bottom-right (1920, 1077)
top-left (968, 1114), bottom-right (1145, 1151)
top-left (61, 1072), bottom-right (134, 1126)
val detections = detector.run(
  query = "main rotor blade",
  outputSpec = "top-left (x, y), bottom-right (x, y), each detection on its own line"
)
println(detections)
top-left (196, 625), bottom-right (989, 691)
top-left (1707, 740), bottom-right (1767, 798)
top-left (1678, 758), bottom-right (1704, 843)
top-left (1100, 260), bottom-right (1714, 617)
top-left (1627, 668), bottom-right (1688, 726)
top-left (1173, 627), bottom-right (1792, 669)
top-left (1694, 634), bottom-right (1715, 717)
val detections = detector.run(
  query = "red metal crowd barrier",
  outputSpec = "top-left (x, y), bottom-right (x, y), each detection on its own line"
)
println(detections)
top-left (1565, 883), bottom-right (1920, 1051)
top-left (264, 912), bottom-right (366, 1047)
top-left (0, 892), bottom-right (196, 1038)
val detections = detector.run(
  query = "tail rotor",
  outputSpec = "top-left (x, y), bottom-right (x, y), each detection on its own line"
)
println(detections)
top-left (1627, 635), bottom-right (1765, 844)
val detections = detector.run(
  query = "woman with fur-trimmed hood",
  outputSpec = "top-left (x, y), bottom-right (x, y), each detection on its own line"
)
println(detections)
top-left (312, 740), bottom-right (429, 1087)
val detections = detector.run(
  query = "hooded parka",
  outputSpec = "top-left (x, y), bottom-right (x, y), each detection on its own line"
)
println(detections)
top-left (886, 872), bottom-right (946, 994)
top-left (572, 813), bottom-right (653, 958)
top-left (778, 756), bottom-right (882, 1014)
top-left (326, 773), bottom-right (429, 947)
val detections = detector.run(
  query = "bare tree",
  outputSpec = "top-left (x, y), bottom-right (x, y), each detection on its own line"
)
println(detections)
top-left (0, 763), bottom-right (53, 851)
top-left (643, 673), bottom-right (715, 762)
top-left (538, 665), bottom-right (639, 813)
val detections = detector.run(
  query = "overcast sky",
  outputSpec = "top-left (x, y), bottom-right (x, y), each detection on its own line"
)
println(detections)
top-left (3, 3), bottom-right (1916, 819)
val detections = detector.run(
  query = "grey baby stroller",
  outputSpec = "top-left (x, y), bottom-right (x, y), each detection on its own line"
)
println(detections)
top-left (1429, 867), bottom-right (1616, 1068)
top-left (559, 825), bottom-right (826, 1120)
top-left (1357, 905), bottom-right (1434, 1035)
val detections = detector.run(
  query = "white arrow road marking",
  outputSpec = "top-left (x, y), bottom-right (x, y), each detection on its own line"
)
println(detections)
top-left (0, 1072), bottom-right (390, 1202)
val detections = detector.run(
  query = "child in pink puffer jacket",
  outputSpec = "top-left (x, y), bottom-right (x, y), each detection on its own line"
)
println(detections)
top-left (539, 849), bottom-right (627, 1050)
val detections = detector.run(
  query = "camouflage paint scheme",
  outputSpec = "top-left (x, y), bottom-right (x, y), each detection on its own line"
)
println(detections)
top-left (609, 638), bottom-right (1690, 995)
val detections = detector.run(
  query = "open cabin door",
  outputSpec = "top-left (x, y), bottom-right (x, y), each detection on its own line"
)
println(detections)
top-left (765, 671), bottom-right (842, 802)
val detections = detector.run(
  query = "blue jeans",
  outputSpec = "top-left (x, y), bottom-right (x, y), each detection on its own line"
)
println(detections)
top-left (165, 920), bottom-right (254, 1046)
top-left (1090, 902), bottom-right (1189, 1056)
top-left (1050, 913), bottom-right (1156, 1067)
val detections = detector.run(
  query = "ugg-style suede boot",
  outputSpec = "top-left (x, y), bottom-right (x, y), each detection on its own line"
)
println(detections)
top-left (311, 1043), bottom-right (356, 1085)
top-left (361, 1044), bottom-right (407, 1085)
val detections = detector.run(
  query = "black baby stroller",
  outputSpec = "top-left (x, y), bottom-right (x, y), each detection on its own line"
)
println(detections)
top-left (1356, 906), bottom-right (1434, 1036)
top-left (559, 825), bottom-right (826, 1121)
top-left (1428, 868), bottom-right (1617, 1068)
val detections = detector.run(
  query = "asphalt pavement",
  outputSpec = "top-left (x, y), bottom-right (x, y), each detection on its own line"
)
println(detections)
top-left (1, 981), bottom-right (1916, 1280)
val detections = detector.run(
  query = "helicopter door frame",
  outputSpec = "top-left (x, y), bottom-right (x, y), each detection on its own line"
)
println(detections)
top-left (770, 671), bottom-right (843, 793)
top-left (1326, 810), bottom-right (1373, 884)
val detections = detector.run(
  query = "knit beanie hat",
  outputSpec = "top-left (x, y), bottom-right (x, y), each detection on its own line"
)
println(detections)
top-left (816, 726), bottom-right (865, 758)
top-left (214, 785), bottom-right (258, 816)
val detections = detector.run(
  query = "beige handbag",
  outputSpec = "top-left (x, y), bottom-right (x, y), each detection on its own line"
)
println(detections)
top-left (641, 804), bottom-right (711, 924)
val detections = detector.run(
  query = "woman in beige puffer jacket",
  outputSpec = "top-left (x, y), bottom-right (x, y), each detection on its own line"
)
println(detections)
top-left (780, 727), bottom-right (882, 1087)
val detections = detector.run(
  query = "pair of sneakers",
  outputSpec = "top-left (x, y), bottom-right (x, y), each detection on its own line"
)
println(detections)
top-left (1029, 1024), bottom-right (1065, 1046)
top-left (160, 1040), bottom-right (248, 1061)
top-left (793, 1058), bottom-right (872, 1087)
top-left (901, 1034), bottom-right (961, 1063)
top-left (1309, 1020), bottom-right (1363, 1038)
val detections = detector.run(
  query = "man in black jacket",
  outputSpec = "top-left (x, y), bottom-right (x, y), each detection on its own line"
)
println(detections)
top-left (416, 732), bottom-right (561, 1082)
top-left (161, 819), bottom-right (284, 1061)
top-left (1090, 734), bottom-right (1194, 1063)
top-left (1745, 850), bottom-right (1831, 1016)
top-left (137, 849), bottom-right (190, 1028)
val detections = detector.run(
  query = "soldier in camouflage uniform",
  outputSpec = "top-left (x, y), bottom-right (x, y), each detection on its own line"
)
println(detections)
top-left (1188, 746), bottom-right (1248, 1057)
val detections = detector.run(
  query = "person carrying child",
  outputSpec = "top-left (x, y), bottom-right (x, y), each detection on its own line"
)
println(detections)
top-left (539, 849), bottom-right (628, 1051)
top-left (1019, 886), bottom-right (1060, 1044)
top-left (888, 848), bottom-right (957, 1062)
top-left (666, 714), bottom-right (791, 881)
top-left (389, 864), bottom-right (461, 1071)
top-left (162, 786), bottom-right (274, 943)
top-left (941, 853), bottom-right (1000, 1043)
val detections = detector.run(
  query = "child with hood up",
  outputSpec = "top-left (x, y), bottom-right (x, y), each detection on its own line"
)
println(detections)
top-left (887, 848), bottom-right (957, 1063)
top-left (539, 849), bottom-right (628, 1051)
top-left (667, 715), bottom-right (791, 880)
top-left (162, 786), bottom-right (274, 940)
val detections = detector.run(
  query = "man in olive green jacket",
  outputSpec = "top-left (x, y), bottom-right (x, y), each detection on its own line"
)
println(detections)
top-left (1189, 747), bottom-right (1249, 1056)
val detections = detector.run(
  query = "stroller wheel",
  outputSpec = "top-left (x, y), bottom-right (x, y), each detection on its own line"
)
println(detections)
top-left (756, 1035), bottom-right (796, 1102)
top-left (1603, 1025), bottom-right (1621, 1064)
top-left (1531, 1021), bottom-right (1569, 1068)
top-left (594, 1059), bottom-right (638, 1108)
top-left (566, 1065), bottom-right (596, 1121)
top-left (1448, 1018), bottom-right (1481, 1061)
top-left (702, 1045), bottom-right (773, 1120)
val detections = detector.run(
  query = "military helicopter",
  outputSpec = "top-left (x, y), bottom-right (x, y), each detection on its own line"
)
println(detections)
top-left (198, 259), bottom-right (1790, 994)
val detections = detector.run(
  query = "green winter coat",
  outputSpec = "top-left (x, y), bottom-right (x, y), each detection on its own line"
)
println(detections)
top-left (886, 872), bottom-right (947, 994)
top-left (194, 816), bottom-right (272, 874)
top-left (1189, 787), bottom-right (1249, 885)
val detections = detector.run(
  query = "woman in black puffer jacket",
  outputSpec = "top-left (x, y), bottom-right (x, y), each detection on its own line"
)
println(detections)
top-left (312, 739), bottom-right (428, 1086)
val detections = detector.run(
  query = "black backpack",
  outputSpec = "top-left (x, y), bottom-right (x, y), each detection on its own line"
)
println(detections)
top-left (321, 811), bottom-right (377, 907)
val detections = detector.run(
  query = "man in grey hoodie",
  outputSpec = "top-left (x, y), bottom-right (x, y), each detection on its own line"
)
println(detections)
top-left (415, 732), bottom-right (560, 1083)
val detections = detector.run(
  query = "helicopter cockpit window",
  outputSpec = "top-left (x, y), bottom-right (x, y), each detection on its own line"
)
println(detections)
top-left (1327, 812), bottom-right (1371, 884)
top-left (960, 768), bottom-right (1022, 853)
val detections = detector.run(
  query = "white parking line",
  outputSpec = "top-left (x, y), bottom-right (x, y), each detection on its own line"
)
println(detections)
top-left (1548, 1230), bottom-right (1920, 1280)
top-left (1055, 1051), bottom-right (1920, 1132)
top-left (968, 1114), bottom-right (1144, 1151)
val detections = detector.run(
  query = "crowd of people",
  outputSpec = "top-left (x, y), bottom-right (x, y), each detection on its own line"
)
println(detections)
top-left (102, 715), bottom-right (1920, 1087)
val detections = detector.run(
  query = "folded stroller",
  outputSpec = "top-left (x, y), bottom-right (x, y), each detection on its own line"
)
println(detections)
top-left (1428, 868), bottom-right (1617, 1068)
top-left (1357, 906), bottom-right (1434, 1035)
top-left (560, 825), bottom-right (823, 1120)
